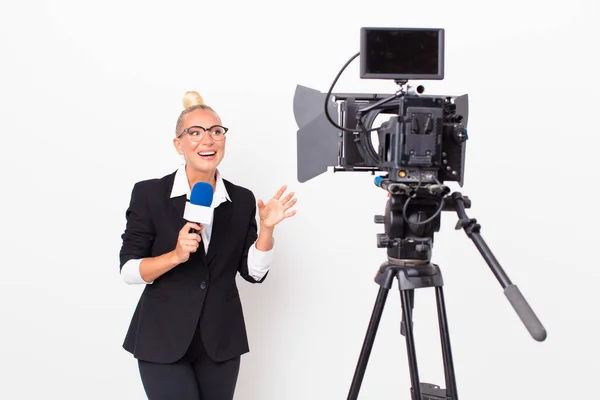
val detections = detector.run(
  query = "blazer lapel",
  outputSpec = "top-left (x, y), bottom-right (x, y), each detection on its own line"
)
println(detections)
top-left (171, 195), bottom-right (186, 227)
top-left (164, 171), bottom-right (185, 229)
top-left (206, 200), bottom-right (233, 264)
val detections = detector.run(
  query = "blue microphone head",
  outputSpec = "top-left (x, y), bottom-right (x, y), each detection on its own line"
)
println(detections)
top-left (189, 182), bottom-right (214, 207)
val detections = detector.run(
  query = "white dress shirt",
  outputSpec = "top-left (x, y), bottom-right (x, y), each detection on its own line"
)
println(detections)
top-left (121, 164), bottom-right (274, 284)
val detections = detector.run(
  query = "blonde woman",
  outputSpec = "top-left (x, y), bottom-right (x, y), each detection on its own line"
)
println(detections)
top-left (119, 91), bottom-right (296, 399)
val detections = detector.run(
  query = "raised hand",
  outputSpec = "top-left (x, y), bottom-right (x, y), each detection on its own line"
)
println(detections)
top-left (257, 185), bottom-right (297, 229)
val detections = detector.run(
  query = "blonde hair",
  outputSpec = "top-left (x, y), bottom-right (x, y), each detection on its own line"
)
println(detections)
top-left (175, 91), bottom-right (216, 136)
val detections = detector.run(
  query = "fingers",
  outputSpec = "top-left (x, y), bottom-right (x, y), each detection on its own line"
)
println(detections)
top-left (262, 186), bottom-right (298, 221)
top-left (181, 237), bottom-right (200, 246)
top-left (266, 188), bottom-right (294, 205)
top-left (182, 222), bottom-right (202, 233)
top-left (183, 233), bottom-right (201, 242)
top-left (284, 196), bottom-right (298, 216)
top-left (175, 223), bottom-right (204, 262)
top-left (273, 185), bottom-right (287, 200)
top-left (281, 192), bottom-right (295, 205)
top-left (178, 225), bottom-right (202, 255)
top-left (182, 244), bottom-right (198, 253)
top-left (180, 230), bottom-right (201, 241)
top-left (284, 197), bottom-right (298, 210)
top-left (181, 238), bottom-right (201, 254)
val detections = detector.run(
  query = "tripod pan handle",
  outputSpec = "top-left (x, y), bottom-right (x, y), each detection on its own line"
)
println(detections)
top-left (504, 284), bottom-right (547, 342)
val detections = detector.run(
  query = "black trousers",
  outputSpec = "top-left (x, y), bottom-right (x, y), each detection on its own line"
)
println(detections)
top-left (138, 327), bottom-right (241, 400)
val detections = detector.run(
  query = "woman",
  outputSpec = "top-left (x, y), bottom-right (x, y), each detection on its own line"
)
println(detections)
top-left (119, 91), bottom-right (297, 399)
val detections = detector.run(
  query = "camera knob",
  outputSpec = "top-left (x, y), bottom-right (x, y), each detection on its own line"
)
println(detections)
top-left (415, 243), bottom-right (430, 254)
top-left (374, 215), bottom-right (385, 224)
top-left (377, 234), bottom-right (390, 248)
top-left (453, 127), bottom-right (468, 144)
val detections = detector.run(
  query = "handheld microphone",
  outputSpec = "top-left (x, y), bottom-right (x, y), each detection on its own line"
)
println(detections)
top-left (184, 182), bottom-right (214, 233)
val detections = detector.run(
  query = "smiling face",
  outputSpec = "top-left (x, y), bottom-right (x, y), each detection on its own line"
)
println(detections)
top-left (173, 108), bottom-right (226, 178)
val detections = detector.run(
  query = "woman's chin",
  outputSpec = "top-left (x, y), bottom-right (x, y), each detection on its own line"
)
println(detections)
top-left (188, 158), bottom-right (220, 174)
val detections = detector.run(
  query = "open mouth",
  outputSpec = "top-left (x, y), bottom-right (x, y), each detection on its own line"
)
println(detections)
top-left (198, 151), bottom-right (216, 160)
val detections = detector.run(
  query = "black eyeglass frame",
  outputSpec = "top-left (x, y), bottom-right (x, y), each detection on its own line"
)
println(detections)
top-left (177, 125), bottom-right (229, 140)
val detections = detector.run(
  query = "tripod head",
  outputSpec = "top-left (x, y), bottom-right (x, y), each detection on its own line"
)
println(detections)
top-left (374, 177), bottom-right (471, 264)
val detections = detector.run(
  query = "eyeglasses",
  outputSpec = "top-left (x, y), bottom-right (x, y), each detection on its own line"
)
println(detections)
top-left (177, 125), bottom-right (228, 142)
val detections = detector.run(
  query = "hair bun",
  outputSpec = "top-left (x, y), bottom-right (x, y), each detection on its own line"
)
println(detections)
top-left (182, 91), bottom-right (204, 109)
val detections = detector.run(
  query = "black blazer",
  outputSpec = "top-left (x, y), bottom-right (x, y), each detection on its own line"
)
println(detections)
top-left (119, 170), bottom-right (267, 364)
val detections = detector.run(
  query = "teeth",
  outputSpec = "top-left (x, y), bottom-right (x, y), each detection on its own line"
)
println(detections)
top-left (199, 151), bottom-right (216, 156)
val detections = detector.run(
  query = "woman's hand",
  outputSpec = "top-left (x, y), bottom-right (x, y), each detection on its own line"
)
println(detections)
top-left (258, 185), bottom-right (297, 229)
top-left (173, 222), bottom-right (203, 264)
top-left (138, 222), bottom-right (203, 283)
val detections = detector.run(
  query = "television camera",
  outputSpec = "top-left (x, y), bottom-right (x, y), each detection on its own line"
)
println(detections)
top-left (293, 27), bottom-right (546, 400)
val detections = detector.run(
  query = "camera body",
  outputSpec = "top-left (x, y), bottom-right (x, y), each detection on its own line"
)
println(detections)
top-left (338, 90), bottom-right (468, 187)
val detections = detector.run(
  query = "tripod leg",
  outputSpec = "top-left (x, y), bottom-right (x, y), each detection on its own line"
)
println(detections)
top-left (400, 289), bottom-right (415, 336)
top-left (347, 285), bottom-right (389, 400)
top-left (400, 289), bottom-right (422, 400)
top-left (435, 286), bottom-right (458, 400)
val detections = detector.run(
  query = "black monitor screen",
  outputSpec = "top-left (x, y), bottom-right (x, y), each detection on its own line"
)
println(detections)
top-left (360, 28), bottom-right (444, 80)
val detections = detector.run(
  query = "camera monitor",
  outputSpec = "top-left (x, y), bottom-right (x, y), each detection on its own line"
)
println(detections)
top-left (360, 27), bottom-right (444, 81)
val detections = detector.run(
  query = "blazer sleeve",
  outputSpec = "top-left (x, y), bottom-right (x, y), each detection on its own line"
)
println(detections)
top-left (238, 194), bottom-right (269, 284)
top-left (119, 182), bottom-right (155, 271)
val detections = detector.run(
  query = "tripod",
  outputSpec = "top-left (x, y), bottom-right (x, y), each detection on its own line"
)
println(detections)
top-left (347, 189), bottom-right (547, 400)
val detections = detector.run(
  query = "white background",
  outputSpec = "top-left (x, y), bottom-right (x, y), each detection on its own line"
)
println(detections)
top-left (1, 0), bottom-right (598, 399)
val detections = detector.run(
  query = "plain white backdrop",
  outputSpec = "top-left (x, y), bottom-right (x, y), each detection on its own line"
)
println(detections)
top-left (1, 0), bottom-right (598, 399)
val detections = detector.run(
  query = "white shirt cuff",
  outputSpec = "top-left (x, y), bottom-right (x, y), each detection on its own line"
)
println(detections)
top-left (121, 259), bottom-right (153, 284)
top-left (247, 238), bottom-right (274, 281)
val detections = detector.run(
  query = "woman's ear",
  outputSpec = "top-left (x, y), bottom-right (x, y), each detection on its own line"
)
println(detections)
top-left (173, 138), bottom-right (184, 155)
